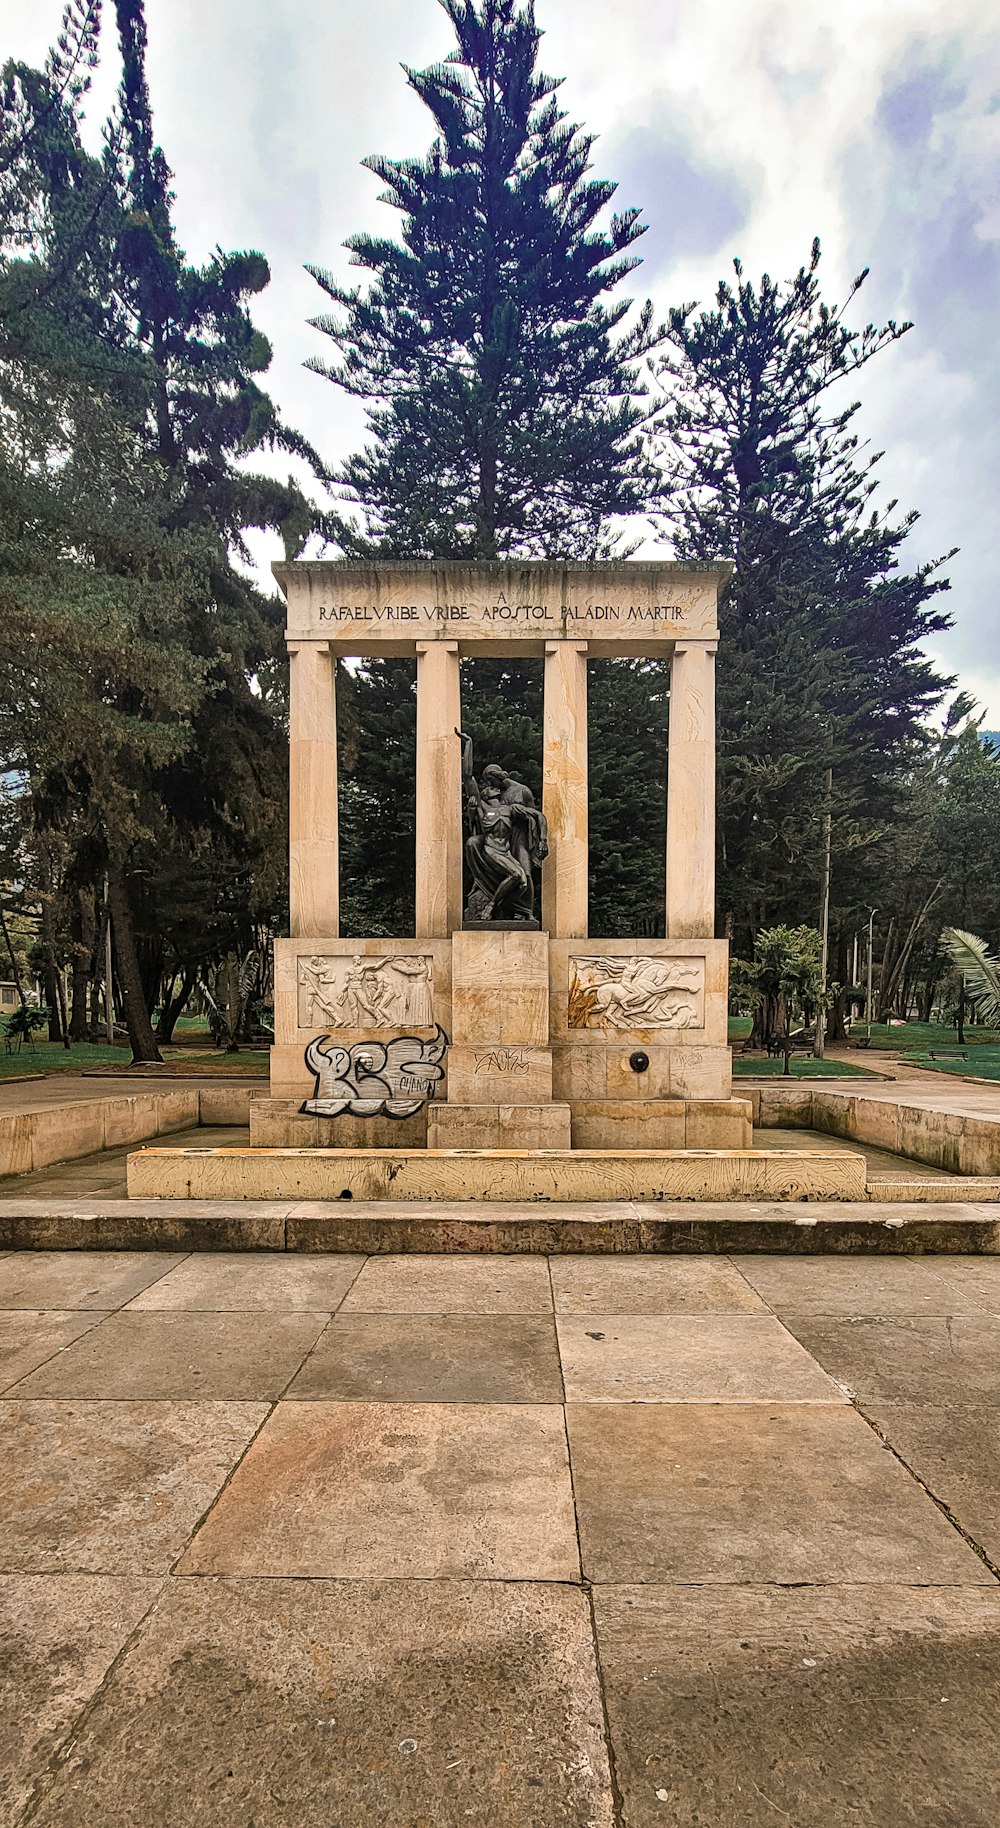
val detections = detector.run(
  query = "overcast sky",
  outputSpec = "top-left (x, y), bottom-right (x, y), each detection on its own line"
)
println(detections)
top-left (8, 0), bottom-right (1000, 719)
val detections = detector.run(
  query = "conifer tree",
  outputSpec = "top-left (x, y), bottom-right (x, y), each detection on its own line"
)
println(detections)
top-left (654, 243), bottom-right (953, 954)
top-left (308, 0), bottom-right (660, 558)
top-left (1, 1), bottom-right (323, 1057)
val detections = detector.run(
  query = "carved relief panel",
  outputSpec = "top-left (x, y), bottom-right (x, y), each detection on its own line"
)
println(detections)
top-left (297, 954), bottom-right (434, 1030)
top-left (568, 956), bottom-right (705, 1030)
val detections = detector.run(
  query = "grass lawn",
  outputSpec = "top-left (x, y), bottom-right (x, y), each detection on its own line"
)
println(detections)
top-left (0, 1041), bottom-right (269, 1079)
top-left (857, 1020), bottom-right (1000, 1050)
top-left (732, 1054), bottom-right (878, 1079)
top-left (900, 1046), bottom-right (1000, 1082)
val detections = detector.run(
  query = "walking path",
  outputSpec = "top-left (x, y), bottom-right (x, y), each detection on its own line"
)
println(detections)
top-left (2, 1246), bottom-right (1000, 1825)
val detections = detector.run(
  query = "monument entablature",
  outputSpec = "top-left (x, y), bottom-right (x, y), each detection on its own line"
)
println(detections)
top-left (274, 557), bottom-right (725, 657)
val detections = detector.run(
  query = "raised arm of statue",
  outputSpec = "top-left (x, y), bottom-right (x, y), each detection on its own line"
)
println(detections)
top-left (455, 729), bottom-right (481, 809)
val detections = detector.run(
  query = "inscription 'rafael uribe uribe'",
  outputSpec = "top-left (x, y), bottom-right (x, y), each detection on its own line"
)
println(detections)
top-left (315, 600), bottom-right (690, 624)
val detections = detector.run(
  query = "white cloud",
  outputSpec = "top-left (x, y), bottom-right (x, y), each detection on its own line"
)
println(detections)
top-left (6, 0), bottom-right (999, 716)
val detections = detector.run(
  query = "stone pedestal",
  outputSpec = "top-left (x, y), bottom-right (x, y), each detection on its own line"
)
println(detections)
top-left (434, 927), bottom-right (571, 1148)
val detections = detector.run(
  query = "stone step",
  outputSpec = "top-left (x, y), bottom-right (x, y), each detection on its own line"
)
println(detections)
top-left (126, 1145), bottom-right (869, 1203)
top-left (0, 1196), bottom-right (998, 1254)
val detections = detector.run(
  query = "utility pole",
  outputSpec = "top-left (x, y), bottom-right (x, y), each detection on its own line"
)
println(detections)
top-left (813, 766), bottom-right (833, 1060)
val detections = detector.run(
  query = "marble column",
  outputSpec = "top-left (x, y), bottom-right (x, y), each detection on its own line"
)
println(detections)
top-left (666, 640), bottom-right (717, 938)
top-left (415, 639), bottom-right (463, 937)
top-left (288, 641), bottom-right (339, 938)
top-left (542, 639), bottom-right (588, 938)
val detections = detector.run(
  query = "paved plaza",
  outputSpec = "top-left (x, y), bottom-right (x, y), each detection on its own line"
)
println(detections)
top-left (3, 1246), bottom-right (1000, 1824)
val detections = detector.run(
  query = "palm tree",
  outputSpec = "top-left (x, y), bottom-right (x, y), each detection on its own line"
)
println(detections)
top-left (940, 929), bottom-right (1000, 1028)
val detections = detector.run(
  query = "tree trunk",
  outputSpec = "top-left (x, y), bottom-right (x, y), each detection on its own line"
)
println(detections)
top-left (107, 869), bottom-right (162, 1063)
top-left (43, 963), bottom-right (63, 1043)
top-left (156, 967), bottom-right (196, 1043)
top-left (0, 904), bottom-right (28, 1008)
top-left (957, 985), bottom-right (966, 1046)
top-left (69, 890), bottom-right (95, 1042)
top-left (827, 931), bottom-right (850, 1041)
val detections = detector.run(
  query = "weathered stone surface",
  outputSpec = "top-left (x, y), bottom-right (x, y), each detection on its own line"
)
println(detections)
top-left (567, 1402), bottom-right (990, 1584)
top-left (285, 1314), bottom-right (563, 1402)
top-left (250, 1097), bottom-right (429, 1149)
top-left (340, 1252), bottom-right (553, 1312)
top-left (10, 1310), bottom-right (327, 1400)
top-left (0, 1574), bottom-right (161, 1823)
top-left (30, 1104), bottom-right (104, 1170)
top-left (452, 931), bottom-right (550, 1047)
top-left (181, 1402), bottom-right (578, 1580)
top-left (557, 1313), bottom-right (843, 1403)
top-left (22, 1578), bottom-right (613, 1828)
top-left (124, 1251), bottom-right (364, 1312)
top-left (684, 1097), bottom-right (752, 1150)
top-left (0, 1112), bottom-right (33, 1178)
top-left (550, 1254), bottom-right (766, 1312)
top-left (0, 1398), bottom-right (266, 1572)
top-left (732, 1253), bottom-right (988, 1316)
top-left (429, 1101), bottom-right (571, 1149)
top-left (0, 1310), bottom-right (104, 1392)
top-left (443, 1045), bottom-right (554, 1105)
top-left (198, 1085), bottom-right (253, 1125)
top-left (127, 1145), bottom-right (868, 1203)
top-left (0, 1250), bottom-right (184, 1310)
top-left (593, 1585), bottom-right (1000, 1828)
top-left (781, 1312), bottom-right (1000, 1406)
top-left (570, 1099), bottom-right (687, 1150)
top-left (906, 1254), bottom-right (1000, 1312)
top-left (0, 1199), bottom-right (287, 1252)
top-left (288, 1206), bottom-right (642, 1254)
top-left (863, 1401), bottom-right (1000, 1564)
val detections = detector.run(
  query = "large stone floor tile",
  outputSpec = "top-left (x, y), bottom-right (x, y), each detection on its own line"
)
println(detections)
top-left (594, 1584), bottom-right (1000, 1827)
top-left (285, 1314), bottom-right (563, 1403)
top-left (0, 1573), bottom-right (161, 1824)
top-left (21, 1578), bottom-right (613, 1828)
top-left (557, 1313), bottom-right (843, 1403)
top-left (864, 1402), bottom-right (1000, 1565)
top-left (181, 1402), bottom-right (578, 1580)
top-left (339, 1253), bottom-right (553, 1313)
top-left (567, 1403), bottom-right (990, 1584)
top-left (0, 1399), bottom-right (266, 1573)
top-left (550, 1255), bottom-right (766, 1313)
top-left (908, 1256), bottom-right (1000, 1314)
top-left (0, 1251), bottom-right (186, 1311)
top-left (9, 1310), bottom-right (328, 1400)
top-left (732, 1254), bottom-right (984, 1316)
top-left (781, 1313), bottom-right (1000, 1405)
top-left (0, 1311), bottom-right (104, 1393)
top-left (125, 1251), bottom-right (366, 1312)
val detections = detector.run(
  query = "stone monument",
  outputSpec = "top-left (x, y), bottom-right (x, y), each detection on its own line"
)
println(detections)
top-left (252, 557), bottom-right (753, 1159)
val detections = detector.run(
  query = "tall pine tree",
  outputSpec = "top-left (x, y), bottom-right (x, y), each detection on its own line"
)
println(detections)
top-left (1, 1), bottom-right (323, 1057)
top-left (654, 243), bottom-right (952, 956)
top-left (310, 0), bottom-right (673, 934)
top-left (308, 0), bottom-right (660, 559)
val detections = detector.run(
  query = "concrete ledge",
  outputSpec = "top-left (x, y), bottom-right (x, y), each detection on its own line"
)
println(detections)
top-left (0, 1085), bottom-right (255, 1183)
top-left (866, 1175), bottom-right (1000, 1201)
top-left (755, 1084), bottom-right (1000, 1178)
top-left (126, 1145), bottom-right (867, 1203)
top-left (1, 1196), bottom-right (999, 1253)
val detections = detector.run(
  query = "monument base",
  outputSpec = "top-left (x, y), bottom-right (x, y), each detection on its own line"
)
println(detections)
top-left (428, 1102), bottom-right (571, 1149)
top-left (127, 1145), bottom-right (867, 1203)
top-left (571, 1098), bottom-right (751, 1150)
top-left (249, 1098), bottom-right (428, 1150)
